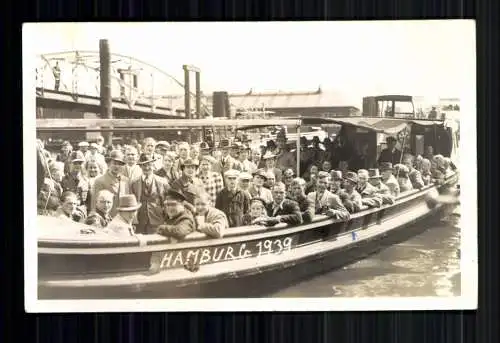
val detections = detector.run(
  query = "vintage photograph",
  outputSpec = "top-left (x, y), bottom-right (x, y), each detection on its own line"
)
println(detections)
top-left (24, 21), bottom-right (476, 311)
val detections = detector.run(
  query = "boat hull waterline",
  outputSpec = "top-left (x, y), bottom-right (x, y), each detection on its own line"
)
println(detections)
top-left (37, 174), bottom-right (458, 299)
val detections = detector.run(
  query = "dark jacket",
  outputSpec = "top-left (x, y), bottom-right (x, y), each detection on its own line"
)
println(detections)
top-left (288, 194), bottom-right (315, 223)
top-left (265, 199), bottom-right (303, 226)
top-left (158, 209), bottom-right (196, 240)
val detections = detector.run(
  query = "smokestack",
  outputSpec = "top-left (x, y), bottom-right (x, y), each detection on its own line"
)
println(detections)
top-left (212, 91), bottom-right (230, 118)
top-left (99, 39), bottom-right (113, 145)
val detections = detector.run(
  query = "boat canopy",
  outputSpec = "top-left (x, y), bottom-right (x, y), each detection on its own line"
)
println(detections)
top-left (237, 116), bottom-right (447, 136)
top-left (35, 118), bottom-right (302, 132)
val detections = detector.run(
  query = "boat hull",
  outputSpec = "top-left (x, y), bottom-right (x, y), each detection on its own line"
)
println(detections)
top-left (37, 176), bottom-right (458, 299)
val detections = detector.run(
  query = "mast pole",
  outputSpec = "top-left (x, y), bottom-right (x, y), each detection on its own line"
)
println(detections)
top-left (296, 123), bottom-right (301, 176)
top-left (99, 39), bottom-right (113, 146)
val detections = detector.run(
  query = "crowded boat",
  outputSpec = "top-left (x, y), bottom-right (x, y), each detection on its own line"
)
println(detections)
top-left (36, 118), bottom-right (458, 242)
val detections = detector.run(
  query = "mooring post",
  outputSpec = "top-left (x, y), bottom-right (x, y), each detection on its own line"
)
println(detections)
top-left (99, 39), bottom-right (113, 146)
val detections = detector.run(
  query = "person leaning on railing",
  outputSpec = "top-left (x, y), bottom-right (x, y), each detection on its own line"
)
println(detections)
top-left (288, 177), bottom-right (315, 223)
top-left (338, 172), bottom-right (363, 213)
top-left (356, 169), bottom-right (383, 208)
top-left (157, 189), bottom-right (195, 241)
top-left (367, 168), bottom-right (395, 205)
top-left (193, 193), bottom-right (228, 239)
top-left (307, 172), bottom-right (350, 220)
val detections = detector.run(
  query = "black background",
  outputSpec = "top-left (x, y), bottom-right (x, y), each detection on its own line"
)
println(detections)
top-left (3, 0), bottom-right (497, 342)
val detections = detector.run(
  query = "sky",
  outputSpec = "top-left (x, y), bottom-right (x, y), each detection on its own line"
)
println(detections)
top-left (25, 21), bottom-right (475, 106)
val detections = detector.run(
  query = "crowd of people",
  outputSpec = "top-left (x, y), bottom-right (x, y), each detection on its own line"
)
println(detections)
top-left (36, 130), bottom-right (457, 241)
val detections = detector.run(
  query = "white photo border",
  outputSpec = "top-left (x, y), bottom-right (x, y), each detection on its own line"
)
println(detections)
top-left (23, 21), bottom-right (477, 313)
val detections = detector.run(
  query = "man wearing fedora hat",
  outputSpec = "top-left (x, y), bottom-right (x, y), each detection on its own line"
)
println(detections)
top-left (368, 168), bottom-right (395, 205)
top-left (377, 136), bottom-right (402, 166)
top-left (248, 169), bottom-right (273, 205)
top-left (170, 158), bottom-right (205, 213)
top-left (130, 154), bottom-right (171, 234)
top-left (61, 150), bottom-right (91, 213)
top-left (92, 150), bottom-right (130, 217)
top-left (105, 194), bottom-right (141, 237)
top-left (338, 171), bottom-right (363, 213)
top-left (215, 169), bottom-right (251, 227)
top-left (379, 162), bottom-right (400, 197)
top-left (157, 189), bottom-right (195, 241)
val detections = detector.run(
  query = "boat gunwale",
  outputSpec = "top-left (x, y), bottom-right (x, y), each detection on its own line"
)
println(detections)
top-left (37, 176), bottom-right (457, 254)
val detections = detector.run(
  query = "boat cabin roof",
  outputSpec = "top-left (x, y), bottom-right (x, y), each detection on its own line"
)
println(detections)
top-left (237, 116), bottom-right (446, 135)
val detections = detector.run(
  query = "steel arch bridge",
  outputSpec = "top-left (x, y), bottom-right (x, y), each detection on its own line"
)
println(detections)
top-left (36, 50), bottom-right (213, 117)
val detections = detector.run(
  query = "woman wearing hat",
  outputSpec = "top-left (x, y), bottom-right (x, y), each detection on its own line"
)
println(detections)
top-left (261, 151), bottom-right (283, 184)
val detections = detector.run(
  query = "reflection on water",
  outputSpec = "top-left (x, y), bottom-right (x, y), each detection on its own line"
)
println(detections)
top-left (273, 207), bottom-right (461, 298)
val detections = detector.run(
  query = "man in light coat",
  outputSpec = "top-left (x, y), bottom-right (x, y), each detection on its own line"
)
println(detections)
top-left (307, 171), bottom-right (350, 220)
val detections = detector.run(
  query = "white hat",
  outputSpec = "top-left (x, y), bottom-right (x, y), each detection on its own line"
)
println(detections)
top-left (238, 172), bottom-right (252, 180)
top-left (78, 141), bottom-right (89, 147)
top-left (224, 169), bottom-right (240, 178)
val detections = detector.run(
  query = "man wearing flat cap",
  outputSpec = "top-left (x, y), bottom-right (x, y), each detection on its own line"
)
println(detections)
top-left (157, 189), bottom-right (195, 241)
top-left (233, 144), bottom-right (257, 173)
top-left (172, 141), bottom-right (191, 179)
top-left (170, 158), bottom-right (205, 213)
top-left (356, 169), bottom-right (383, 208)
top-left (154, 141), bottom-right (171, 170)
top-left (130, 154), bottom-right (171, 234)
top-left (377, 136), bottom-right (402, 165)
top-left (61, 150), bottom-right (91, 213)
top-left (92, 149), bottom-right (130, 217)
top-left (215, 169), bottom-right (251, 227)
top-left (217, 138), bottom-right (237, 174)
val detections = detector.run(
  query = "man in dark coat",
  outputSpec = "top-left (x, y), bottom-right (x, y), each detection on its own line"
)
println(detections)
top-left (377, 136), bottom-right (402, 166)
top-left (157, 189), bottom-right (196, 241)
top-left (258, 182), bottom-right (303, 226)
top-left (215, 169), bottom-right (251, 227)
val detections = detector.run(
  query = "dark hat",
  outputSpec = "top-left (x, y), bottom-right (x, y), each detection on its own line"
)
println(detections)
top-left (252, 169), bottom-right (268, 180)
top-left (386, 136), bottom-right (397, 143)
top-left (181, 158), bottom-right (199, 167)
top-left (368, 168), bottom-right (382, 179)
top-left (137, 153), bottom-right (159, 165)
top-left (117, 194), bottom-right (142, 211)
top-left (219, 139), bottom-right (231, 148)
top-left (250, 197), bottom-right (266, 207)
top-left (379, 162), bottom-right (394, 171)
top-left (106, 150), bottom-right (125, 164)
top-left (165, 189), bottom-right (186, 203)
top-left (344, 171), bottom-right (358, 184)
top-left (231, 142), bottom-right (243, 150)
top-left (70, 150), bottom-right (86, 163)
top-left (199, 142), bottom-right (210, 150)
